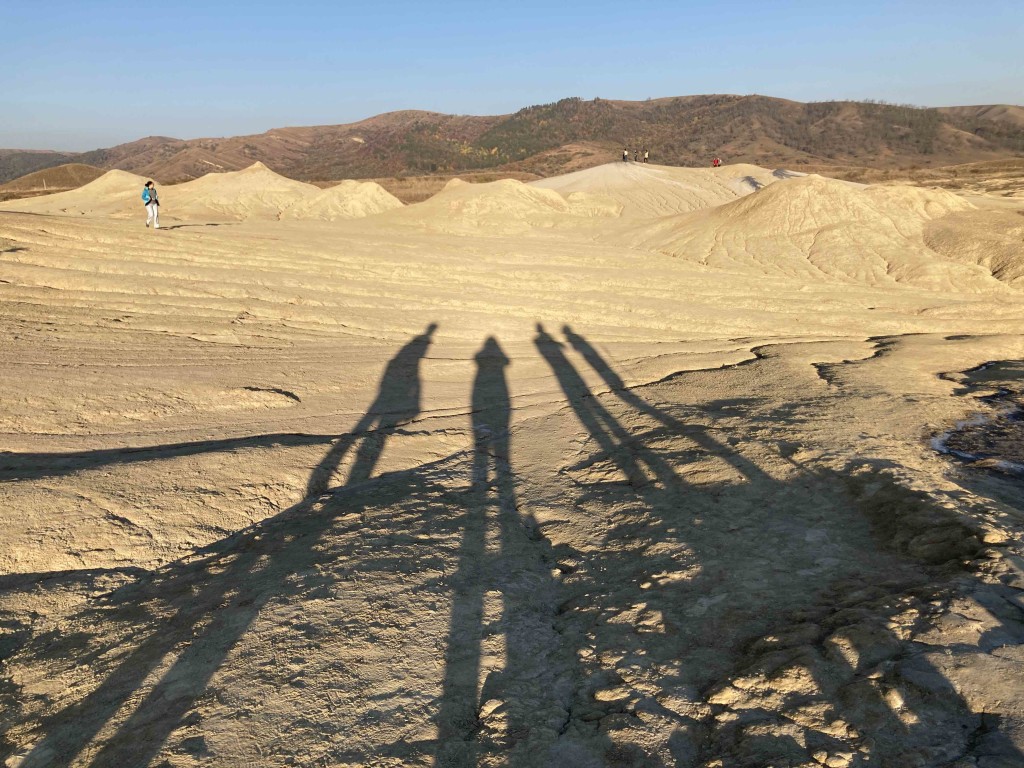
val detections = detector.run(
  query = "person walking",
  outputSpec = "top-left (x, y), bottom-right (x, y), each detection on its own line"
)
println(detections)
top-left (142, 181), bottom-right (160, 229)
top-left (622, 148), bottom-right (629, 162)
top-left (633, 148), bottom-right (639, 162)
top-left (643, 148), bottom-right (649, 164)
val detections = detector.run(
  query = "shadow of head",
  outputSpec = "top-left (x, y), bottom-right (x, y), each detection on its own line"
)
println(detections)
top-left (475, 336), bottom-right (507, 363)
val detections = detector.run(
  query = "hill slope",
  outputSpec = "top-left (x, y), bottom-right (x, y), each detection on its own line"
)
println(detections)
top-left (0, 168), bottom-right (150, 218)
top-left (0, 163), bottom-right (106, 201)
top-left (0, 150), bottom-right (79, 186)
top-left (2, 95), bottom-right (1023, 186)
top-left (623, 174), bottom-right (1003, 292)
top-left (531, 161), bottom-right (786, 219)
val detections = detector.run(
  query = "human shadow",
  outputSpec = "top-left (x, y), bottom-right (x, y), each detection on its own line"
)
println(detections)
top-left (562, 324), bottom-right (770, 486)
top-left (8, 326), bottom-right (1024, 766)
top-left (435, 338), bottom-right (509, 766)
top-left (307, 323), bottom-right (437, 496)
top-left (535, 324), bottom-right (677, 494)
top-left (17, 325), bottom-right (441, 768)
top-left (534, 325), bottom-right (1024, 766)
top-left (435, 337), bottom-right (594, 767)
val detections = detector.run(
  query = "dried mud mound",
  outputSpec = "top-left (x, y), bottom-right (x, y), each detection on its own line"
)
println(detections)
top-left (378, 177), bottom-right (622, 235)
top-left (0, 163), bottom-right (396, 223)
top-left (281, 180), bottom-right (403, 221)
top-left (628, 174), bottom-right (1009, 292)
top-left (167, 162), bottom-right (319, 221)
top-left (924, 209), bottom-right (1024, 287)
top-left (0, 169), bottom-right (150, 217)
top-left (532, 162), bottom-right (787, 219)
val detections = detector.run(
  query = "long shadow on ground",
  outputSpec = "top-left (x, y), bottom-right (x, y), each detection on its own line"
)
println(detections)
top-left (12, 325), bottom-right (440, 768)
top-left (533, 324), bottom-right (1024, 766)
top-left (3, 326), bottom-right (1023, 767)
top-left (434, 337), bottom-right (604, 767)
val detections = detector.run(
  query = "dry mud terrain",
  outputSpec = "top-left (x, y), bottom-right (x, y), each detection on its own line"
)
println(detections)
top-left (2, 162), bottom-right (1024, 768)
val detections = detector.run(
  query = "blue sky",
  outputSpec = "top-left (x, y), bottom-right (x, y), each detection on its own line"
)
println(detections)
top-left (3, 0), bottom-right (1022, 150)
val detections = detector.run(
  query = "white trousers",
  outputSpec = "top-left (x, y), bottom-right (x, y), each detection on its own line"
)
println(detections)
top-left (146, 203), bottom-right (160, 228)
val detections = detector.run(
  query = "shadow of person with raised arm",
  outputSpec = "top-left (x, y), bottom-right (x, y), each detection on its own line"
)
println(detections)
top-left (532, 324), bottom-right (1024, 766)
top-left (17, 325), bottom-right (441, 768)
top-left (3, 323), bottom-right (436, 486)
top-left (308, 323), bottom-right (437, 496)
top-left (562, 324), bottom-right (770, 485)
top-left (436, 337), bottom-right (590, 767)
top-left (534, 323), bottom-right (678, 493)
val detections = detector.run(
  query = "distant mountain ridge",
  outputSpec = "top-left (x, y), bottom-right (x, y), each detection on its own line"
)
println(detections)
top-left (2, 95), bottom-right (1023, 184)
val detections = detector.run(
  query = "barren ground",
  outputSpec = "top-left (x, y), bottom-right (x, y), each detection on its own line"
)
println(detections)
top-left (1, 162), bottom-right (1024, 768)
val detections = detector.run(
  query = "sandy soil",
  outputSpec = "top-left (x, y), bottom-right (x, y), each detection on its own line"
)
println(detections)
top-left (1, 162), bottom-right (1024, 767)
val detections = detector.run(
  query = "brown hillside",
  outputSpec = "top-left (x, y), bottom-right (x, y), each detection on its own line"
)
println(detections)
top-left (0, 163), bottom-right (106, 201)
top-left (0, 149), bottom-right (79, 187)
top-left (75, 112), bottom-right (503, 183)
top-left (3, 95), bottom-right (1023, 186)
top-left (938, 104), bottom-right (1024, 129)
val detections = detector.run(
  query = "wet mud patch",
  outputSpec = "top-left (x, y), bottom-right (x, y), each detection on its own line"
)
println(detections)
top-left (937, 361), bottom-right (1024, 476)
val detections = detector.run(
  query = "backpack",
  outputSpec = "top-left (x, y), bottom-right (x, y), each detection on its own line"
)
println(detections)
top-left (142, 187), bottom-right (151, 203)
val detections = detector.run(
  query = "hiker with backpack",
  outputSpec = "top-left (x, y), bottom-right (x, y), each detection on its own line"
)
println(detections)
top-left (142, 181), bottom-right (160, 229)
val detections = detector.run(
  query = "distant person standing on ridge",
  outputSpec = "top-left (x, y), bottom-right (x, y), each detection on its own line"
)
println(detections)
top-left (142, 181), bottom-right (160, 229)
top-left (622, 148), bottom-right (629, 162)
top-left (634, 148), bottom-right (639, 162)
top-left (643, 148), bottom-right (649, 163)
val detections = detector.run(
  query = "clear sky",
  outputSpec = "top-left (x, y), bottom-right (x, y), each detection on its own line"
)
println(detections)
top-left (3, 0), bottom-right (1022, 151)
